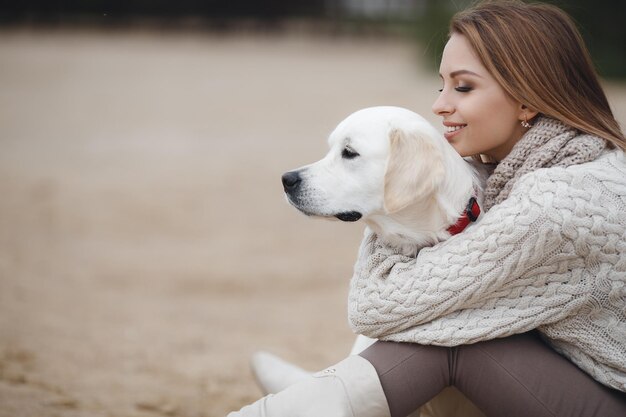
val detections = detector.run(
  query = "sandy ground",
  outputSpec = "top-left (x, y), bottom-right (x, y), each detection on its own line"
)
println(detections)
top-left (1, 27), bottom-right (625, 417)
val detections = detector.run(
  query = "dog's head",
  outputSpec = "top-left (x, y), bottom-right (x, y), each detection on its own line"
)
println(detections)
top-left (281, 106), bottom-right (446, 222)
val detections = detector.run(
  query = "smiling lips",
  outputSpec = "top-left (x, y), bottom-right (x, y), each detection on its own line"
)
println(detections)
top-left (444, 124), bottom-right (466, 141)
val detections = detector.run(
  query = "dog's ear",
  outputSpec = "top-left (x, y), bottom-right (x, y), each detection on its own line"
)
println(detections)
top-left (383, 128), bottom-right (444, 213)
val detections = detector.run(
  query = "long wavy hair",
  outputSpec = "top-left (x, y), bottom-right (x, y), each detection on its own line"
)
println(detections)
top-left (450, 0), bottom-right (625, 151)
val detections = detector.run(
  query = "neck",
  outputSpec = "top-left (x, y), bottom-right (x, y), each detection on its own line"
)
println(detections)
top-left (365, 149), bottom-right (485, 255)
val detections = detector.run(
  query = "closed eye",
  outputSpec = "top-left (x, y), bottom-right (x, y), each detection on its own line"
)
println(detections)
top-left (341, 147), bottom-right (360, 159)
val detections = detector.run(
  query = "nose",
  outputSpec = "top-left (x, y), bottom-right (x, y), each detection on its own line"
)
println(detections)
top-left (431, 90), bottom-right (453, 116)
top-left (281, 171), bottom-right (302, 192)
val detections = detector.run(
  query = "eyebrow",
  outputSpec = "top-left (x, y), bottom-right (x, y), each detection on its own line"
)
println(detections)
top-left (439, 69), bottom-right (483, 79)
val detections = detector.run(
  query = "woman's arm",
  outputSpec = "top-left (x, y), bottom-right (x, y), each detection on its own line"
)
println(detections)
top-left (348, 172), bottom-right (589, 344)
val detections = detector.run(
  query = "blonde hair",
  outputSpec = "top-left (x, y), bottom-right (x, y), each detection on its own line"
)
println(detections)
top-left (450, 0), bottom-right (626, 152)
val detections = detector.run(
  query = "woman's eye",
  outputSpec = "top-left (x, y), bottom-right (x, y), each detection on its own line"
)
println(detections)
top-left (438, 86), bottom-right (471, 93)
top-left (342, 147), bottom-right (360, 159)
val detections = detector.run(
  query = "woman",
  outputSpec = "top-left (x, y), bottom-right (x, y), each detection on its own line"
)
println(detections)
top-left (228, 1), bottom-right (626, 416)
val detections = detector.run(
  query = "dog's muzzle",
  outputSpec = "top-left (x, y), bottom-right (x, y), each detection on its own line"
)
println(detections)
top-left (335, 211), bottom-right (362, 222)
top-left (282, 170), bottom-right (362, 222)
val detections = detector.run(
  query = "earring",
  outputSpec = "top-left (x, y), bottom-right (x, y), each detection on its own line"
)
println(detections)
top-left (521, 114), bottom-right (531, 128)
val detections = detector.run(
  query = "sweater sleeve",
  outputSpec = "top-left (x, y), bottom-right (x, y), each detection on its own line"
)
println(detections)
top-left (348, 172), bottom-right (591, 345)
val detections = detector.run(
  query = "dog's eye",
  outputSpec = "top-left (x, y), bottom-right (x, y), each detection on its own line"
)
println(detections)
top-left (341, 147), bottom-right (359, 159)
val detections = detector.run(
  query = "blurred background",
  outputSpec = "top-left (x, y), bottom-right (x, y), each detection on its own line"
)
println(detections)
top-left (0, 1), bottom-right (624, 416)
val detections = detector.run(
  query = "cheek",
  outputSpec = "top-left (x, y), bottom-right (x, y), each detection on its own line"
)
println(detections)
top-left (483, 119), bottom-right (513, 142)
top-left (458, 99), bottom-right (520, 155)
top-left (468, 122), bottom-right (515, 155)
top-left (336, 164), bottom-right (387, 211)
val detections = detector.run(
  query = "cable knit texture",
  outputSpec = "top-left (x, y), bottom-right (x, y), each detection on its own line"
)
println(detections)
top-left (348, 118), bottom-right (626, 391)
top-left (484, 116), bottom-right (607, 210)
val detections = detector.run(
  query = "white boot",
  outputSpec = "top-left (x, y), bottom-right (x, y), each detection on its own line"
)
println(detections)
top-left (251, 335), bottom-right (378, 395)
top-left (228, 355), bottom-right (391, 417)
top-left (250, 351), bottom-right (311, 394)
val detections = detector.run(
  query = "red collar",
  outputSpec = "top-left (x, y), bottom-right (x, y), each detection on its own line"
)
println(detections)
top-left (447, 197), bottom-right (481, 236)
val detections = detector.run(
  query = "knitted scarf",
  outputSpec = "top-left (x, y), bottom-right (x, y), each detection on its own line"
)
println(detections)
top-left (483, 116), bottom-right (607, 211)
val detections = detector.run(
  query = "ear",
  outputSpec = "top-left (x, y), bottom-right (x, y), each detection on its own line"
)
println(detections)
top-left (519, 104), bottom-right (539, 123)
top-left (383, 128), bottom-right (445, 213)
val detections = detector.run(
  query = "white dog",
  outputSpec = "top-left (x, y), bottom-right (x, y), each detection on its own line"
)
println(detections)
top-left (257, 106), bottom-right (488, 417)
top-left (281, 106), bottom-right (485, 255)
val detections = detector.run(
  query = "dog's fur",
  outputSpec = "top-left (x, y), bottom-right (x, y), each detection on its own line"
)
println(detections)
top-left (282, 106), bottom-right (487, 255)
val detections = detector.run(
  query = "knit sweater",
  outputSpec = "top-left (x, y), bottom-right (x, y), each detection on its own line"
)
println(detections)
top-left (348, 118), bottom-right (626, 392)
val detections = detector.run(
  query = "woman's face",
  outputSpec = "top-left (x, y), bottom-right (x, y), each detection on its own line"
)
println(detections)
top-left (432, 33), bottom-right (527, 161)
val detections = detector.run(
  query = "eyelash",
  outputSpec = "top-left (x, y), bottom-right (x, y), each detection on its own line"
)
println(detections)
top-left (438, 86), bottom-right (473, 93)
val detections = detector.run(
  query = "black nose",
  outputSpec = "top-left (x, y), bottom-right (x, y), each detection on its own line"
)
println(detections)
top-left (281, 171), bottom-right (301, 192)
